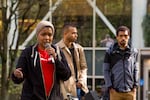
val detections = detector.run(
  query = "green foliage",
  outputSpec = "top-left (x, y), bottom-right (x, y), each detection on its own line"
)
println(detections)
top-left (142, 14), bottom-right (150, 47)
top-left (0, 55), bottom-right (22, 99)
top-left (8, 80), bottom-right (22, 98)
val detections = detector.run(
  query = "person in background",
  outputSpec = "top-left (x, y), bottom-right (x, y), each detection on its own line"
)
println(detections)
top-left (11, 21), bottom-right (71, 100)
top-left (103, 26), bottom-right (139, 100)
top-left (56, 24), bottom-right (89, 100)
top-left (100, 34), bottom-right (114, 48)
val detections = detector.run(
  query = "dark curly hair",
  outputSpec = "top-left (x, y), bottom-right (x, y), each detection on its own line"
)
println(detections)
top-left (116, 26), bottom-right (130, 36)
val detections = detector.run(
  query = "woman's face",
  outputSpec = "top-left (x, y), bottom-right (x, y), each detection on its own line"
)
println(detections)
top-left (37, 27), bottom-right (53, 49)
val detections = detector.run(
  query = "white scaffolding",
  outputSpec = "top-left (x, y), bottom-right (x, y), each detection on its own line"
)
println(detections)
top-left (19, 0), bottom-right (147, 50)
top-left (132, 0), bottom-right (147, 48)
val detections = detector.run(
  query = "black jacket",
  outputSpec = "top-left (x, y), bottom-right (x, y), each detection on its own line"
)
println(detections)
top-left (103, 43), bottom-right (139, 92)
top-left (12, 44), bottom-right (71, 100)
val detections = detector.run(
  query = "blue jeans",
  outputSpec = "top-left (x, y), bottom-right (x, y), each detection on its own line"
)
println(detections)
top-left (77, 88), bottom-right (85, 100)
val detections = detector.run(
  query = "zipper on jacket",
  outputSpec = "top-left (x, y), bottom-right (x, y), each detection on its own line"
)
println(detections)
top-left (47, 62), bottom-right (55, 99)
top-left (47, 47), bottom-right (57, 99)
top-left (33, 44), bottom-right (54, 100)
top-left (39, 53), bottom-right (48, 100)
top-left (39, 52), bottom-right (56, 100)
top-left (123, 54), bottom-right (126, 90)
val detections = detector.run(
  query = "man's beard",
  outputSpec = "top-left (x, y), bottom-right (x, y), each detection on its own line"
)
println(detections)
top-left (120, 40), bottom-right (127, 47)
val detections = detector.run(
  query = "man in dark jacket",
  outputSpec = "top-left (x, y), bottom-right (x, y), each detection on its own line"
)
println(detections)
top-left (103, 26), bottom-right (139, 100)
top-left (12, 21), bottom-right (71, 100)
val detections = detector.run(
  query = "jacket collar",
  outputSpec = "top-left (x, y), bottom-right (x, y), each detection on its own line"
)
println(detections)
top-left (58, 39), bottom-right (79, 56)
top-left (113, 42), bottom-right (131, 51)
top-left (58, 39), bottom-right (78, 49)
top-left (58, 40), bottom-right (66, 49)
top-left (111, 42), bottom-right (132, 55)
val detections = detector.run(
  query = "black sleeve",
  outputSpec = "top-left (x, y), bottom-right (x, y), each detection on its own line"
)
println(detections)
top-left (11, 48), bottom-right (29, 84)
top-left (55, 49), bottom-right (71, 81)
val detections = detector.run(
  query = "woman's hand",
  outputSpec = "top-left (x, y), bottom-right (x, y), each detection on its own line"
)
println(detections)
top-left (13, 68), bottom-right (23, 78)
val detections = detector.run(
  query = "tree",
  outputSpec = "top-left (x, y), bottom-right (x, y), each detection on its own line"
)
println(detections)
top-left (0, 0), bottom-right (47, 100)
